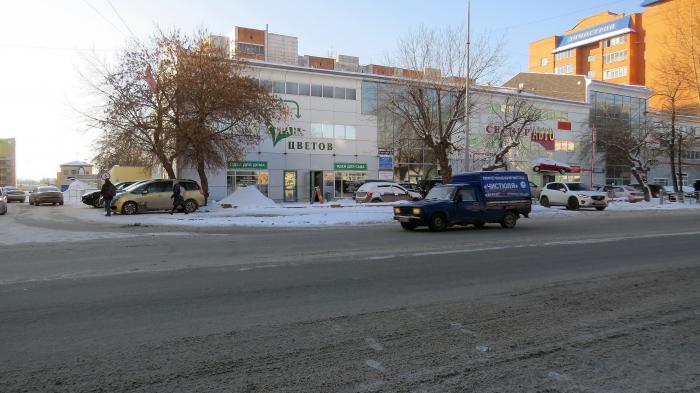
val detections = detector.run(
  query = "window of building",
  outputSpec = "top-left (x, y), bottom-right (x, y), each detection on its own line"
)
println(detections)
top-left (310, 84), bottom-right (322, 97)
top-left (345, 125), bottom-right (356, 140)
top-left (322, 86), bottom-right (334, 98)
top-left (604, 50), bottom-right (627, 64)
top-left (260, 79), bottom-right (272, 93)
top-left (540, 57), bottom-right (549, 66)
top-left (237, 43), bottom-right (264, 55)
top-left (603, 66), bottom-right (627, 80)
top-left (604, 35), bottom-right (627, 48)
top-left (273, 81), bottom-right (285, 94)
top-left (554, 49), bottom-right (575, 61)
top-left (555, 140), bottom-right (575, 152)
top-left (653, 178), bottom-right (669, 186)
top-left (310, 123), bottom-right (357, 140)
top-left (322, 123), bottom-right (334, 138)
top-left (285, 82), bottom-right (298, 95)
top-left (311, 123), bottom-right (323, 138)
top-left (333, 87), bottom-right (346, 99)
top-left (587, 55), bottom-right (595, 62)
top-left (334, 124), bottom-right (345, 139)
top-left (554, 64), bottom-right (573, 75)
top-left (298, 83), bottom-right (310, 96)
top-left (345, 88), bottom-right (357, 100)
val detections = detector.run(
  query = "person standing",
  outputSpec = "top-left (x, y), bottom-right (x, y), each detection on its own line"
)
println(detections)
top-left (170, 182), bottom-right (187, 214)
top-left (100, 178), bottom-right (117, 216)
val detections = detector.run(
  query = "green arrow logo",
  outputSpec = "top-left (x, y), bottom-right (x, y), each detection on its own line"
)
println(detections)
top-left (279, 98), bottom-right (301, 119)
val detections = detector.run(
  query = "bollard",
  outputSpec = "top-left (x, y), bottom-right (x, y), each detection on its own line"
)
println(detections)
top-left (659, 189), bottom-right (664, 205)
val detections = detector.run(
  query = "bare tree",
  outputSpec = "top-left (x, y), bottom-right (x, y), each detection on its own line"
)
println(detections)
top-left (379, 25), bottom-right (504, 183)
top-left (578, 108), bottom-right (659, 201)
top-left (82, 31), bottom-right (182, 179)
top-left (481, 95), bottom-right (543, 171)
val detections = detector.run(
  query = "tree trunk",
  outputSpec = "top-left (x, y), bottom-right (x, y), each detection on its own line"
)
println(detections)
top-left (196, 160), bottom-right (209, 206)
top-left (631, 169), bottom-right (651, 202)
top-left (436, 149), bottom-right (452, 184)
top-left (669, 113), bottom-right (679, 193)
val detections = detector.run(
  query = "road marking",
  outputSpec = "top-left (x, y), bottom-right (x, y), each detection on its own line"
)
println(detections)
top-left (366, 337), bottom-right (383, 351)
top-left (365, 359), bottom-right (385, 372)
top-left (364, 231), bottom-right (700, 261)
top-left (449, 322), bottom-right (477, 336)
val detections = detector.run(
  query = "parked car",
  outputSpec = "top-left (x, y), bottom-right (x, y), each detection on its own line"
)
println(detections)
top-left (29, 186), bottom-right (64, 206)
top-left (417, 179), bottom-right (443, 196)
top-left (394, 171), bottom-right (532, 231)
top-left (81, 181), bottom-right (139, 208)
top-left (0, 188), bottom-right (7, 215)
top-left (1, 186), bottom-right (26, 202)
top-left (398, 182), bottom-right (424, 195)
top-left (663, 185), bottom-right (697, 201)
top-left (594, 185), bottom-right (644, 203)
top-left (354, 182), bottom-right (422, 203)
top-left (532, 158), bottom-right (572, 175)
top-left (111, 179), bottom-right (204, 215)
top-left (539, 182), bottom-right (607, 210)
top-left (627, 183), bottom-right (662, 198)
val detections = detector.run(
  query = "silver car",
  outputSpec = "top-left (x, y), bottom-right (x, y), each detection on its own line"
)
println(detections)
top-left (1, 186), bottom-right (26, 202)
top-left (0, 188), bottom-right (7, 215)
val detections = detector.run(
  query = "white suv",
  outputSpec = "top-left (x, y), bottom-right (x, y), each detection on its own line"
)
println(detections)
top-left (539, 182), bottom-right (608, 210)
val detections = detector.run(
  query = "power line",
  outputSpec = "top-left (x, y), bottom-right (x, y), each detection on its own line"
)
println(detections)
top-left (82, 0), bottom-right (126, 37)
top-left (105, 0), bottom-right (136, 37)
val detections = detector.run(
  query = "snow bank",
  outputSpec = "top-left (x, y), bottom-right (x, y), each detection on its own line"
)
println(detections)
top-left (218, 186), bottom-right (277, 208)
top-left (63, 180), bottom-right (98, 204)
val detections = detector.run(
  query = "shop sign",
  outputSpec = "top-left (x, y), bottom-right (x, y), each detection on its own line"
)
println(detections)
top-left (555, 15), bottom-right (631, 51)
top-left (485, 124), bottom-right (555, 151)
top-left (378, 147), bottom-right (394, 155)
top-left (334, 162), bottom-right (367, 171)
top-left (378, 155), bottom-right (393, 171)
top-left (227, 160), bottom-right (268, 170)
top-left (267, 124), bottom-right (304, 147)
top-left (267, 123), bottom-right (334, 151)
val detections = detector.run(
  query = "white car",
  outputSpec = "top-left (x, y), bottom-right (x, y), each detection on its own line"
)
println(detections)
top-left (595, 185), bottom-right (644, 203)
top-left (354, 182), bottom-right (422, 203)
top-left (539, 182), bottom-right (608, 210)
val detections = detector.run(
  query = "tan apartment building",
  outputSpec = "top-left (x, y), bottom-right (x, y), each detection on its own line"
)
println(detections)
top-left (0, 138), bottom-right (16, 186)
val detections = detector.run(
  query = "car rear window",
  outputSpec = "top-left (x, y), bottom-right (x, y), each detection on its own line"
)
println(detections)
top-left (38, 187), bottom-right (58, 192)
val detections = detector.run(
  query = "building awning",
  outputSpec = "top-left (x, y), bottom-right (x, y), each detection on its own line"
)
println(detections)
top-left (552, 15), bottom-right (633, 54)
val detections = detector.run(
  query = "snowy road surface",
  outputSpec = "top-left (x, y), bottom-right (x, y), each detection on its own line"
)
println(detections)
top-left (1, 204), bottom-right (699, 392)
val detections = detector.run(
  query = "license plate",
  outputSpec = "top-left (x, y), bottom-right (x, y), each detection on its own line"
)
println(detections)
top-left (398, 217), bottom-right (410, 222)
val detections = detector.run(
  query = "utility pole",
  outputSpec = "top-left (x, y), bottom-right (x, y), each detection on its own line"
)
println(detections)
top-left (464, 0), bottom-right (471, 172)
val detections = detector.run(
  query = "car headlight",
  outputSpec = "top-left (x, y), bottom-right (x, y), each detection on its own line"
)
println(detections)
top-left (412, 207), bottom-right (422, 216)
top-left (393, 207), bottom-right (401, 214)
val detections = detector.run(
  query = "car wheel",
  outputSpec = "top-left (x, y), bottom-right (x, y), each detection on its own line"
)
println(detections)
top-left (566, 197), bottom-right (580, 210)
top-left (122, 202), bottom-right (137, 215)
top-left (400, 222), bottom-right (418, 231)
top-left (540, 196), bottom-right (550, 208)
top-left (59, 201), bottom-right (64, 206)
top-left (500, 211), bottom-right (518, 229)
top-left (93, 199), bottom-right (102, 208)
top-left (595, 206), bottom-right (606, 211)
top-left (559, 168), bottom-right (567, 175)
top-left (428, 213), bottom-right (447, 232)
top-left (184, 199), bottom-right (198, 213)
top-left (533, 166), bottom-right (541, 172)
top-left (473, 221), bottom-right (486, 229)
top-left (371, 198), bottom-right (382, 203)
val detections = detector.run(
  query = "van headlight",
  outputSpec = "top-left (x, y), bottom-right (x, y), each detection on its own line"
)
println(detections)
top-left (412, 207), bottom-right (422, 216)
top-left (393, 207), bottom-right (401, 214)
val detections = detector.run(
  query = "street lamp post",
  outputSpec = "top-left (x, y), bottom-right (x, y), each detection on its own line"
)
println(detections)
top-left (464, 0), bottom-right (471, 172)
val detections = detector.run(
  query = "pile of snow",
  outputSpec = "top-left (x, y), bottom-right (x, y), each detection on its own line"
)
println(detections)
top-left (218, 186), bottom-right (277, 208)
top-left (63, 180), bottom-right (98, 203)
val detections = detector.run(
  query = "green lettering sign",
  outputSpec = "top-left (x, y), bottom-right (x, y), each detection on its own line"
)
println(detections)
top-left (334, 163), bottom-right (367, 171)
top-left (227, 161), bottom-right (268, 170)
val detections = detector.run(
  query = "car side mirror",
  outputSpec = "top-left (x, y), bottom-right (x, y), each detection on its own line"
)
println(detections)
top-left (455, 195), bottom-right (462, 203)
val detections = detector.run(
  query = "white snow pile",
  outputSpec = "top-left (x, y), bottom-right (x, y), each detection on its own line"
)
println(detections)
top-left (62, 180), bottom-right (98, 203)
top-left (218, 186), bottom-right (277, 208)
top-left (65, 180), bottom-right (92, 191)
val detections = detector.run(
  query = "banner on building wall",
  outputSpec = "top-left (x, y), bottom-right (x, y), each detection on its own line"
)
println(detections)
top-left (378, 155), bottom-right (393, 171)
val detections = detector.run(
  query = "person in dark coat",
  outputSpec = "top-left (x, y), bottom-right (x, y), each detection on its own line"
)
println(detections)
top-left (100, 178), bottom-right (117, 216)
top-left (170, 182), bottom-right (187, 215)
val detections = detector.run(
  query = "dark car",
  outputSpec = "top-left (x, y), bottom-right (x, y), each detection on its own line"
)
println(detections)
top-left (29, 186), bottom-right (63, 206)
top-left (1, 186), bottom-right (26, 202)
top-left (81, 181), bottom-right (139, 208)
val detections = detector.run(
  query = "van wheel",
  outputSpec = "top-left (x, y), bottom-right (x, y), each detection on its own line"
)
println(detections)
top-left (122, 202), bottom-right (137, 215)
top-left (500, 211), bottom-right (518, 229)
top-left (184, 199), bottom-right (198, 213)
top-left (428, 214), bottom-right (447, 232)
top-left (596, 206), bottom-right (606, 211)
top-left (400, 222), bottom-right (418, 231)
top-left (540, 196), bottom-right (550, 208)
top-left (566, 197), bottom-right (580, 210)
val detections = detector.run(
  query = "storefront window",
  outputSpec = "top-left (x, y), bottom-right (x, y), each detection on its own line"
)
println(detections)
top-left (227, 171), bottom-right (269, 196)
top-left (334, 172), bottom-right (367, 198)
top-left (284, 170), bottom-right (297, 202)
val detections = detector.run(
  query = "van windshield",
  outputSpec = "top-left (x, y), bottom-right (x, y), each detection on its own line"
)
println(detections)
top-left (425, 186), bottom-right (456, 201)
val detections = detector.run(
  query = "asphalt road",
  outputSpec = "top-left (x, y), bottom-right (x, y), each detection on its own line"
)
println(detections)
top-left (1, 204), bottom-right (699, 392)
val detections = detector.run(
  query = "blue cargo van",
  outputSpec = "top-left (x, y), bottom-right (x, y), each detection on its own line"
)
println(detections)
top-left (393, 171), bottom-right (532, 231)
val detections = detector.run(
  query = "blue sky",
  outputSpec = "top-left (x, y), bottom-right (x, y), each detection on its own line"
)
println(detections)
top-left (0, 0), bottom-right (645, 179)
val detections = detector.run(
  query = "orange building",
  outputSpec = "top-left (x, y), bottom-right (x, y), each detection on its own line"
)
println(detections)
top-left (529, 0), bottom-right (699, 113)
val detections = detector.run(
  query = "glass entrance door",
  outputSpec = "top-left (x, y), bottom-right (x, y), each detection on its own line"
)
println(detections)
top-left (283, 170), bottom-right (297, 202)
